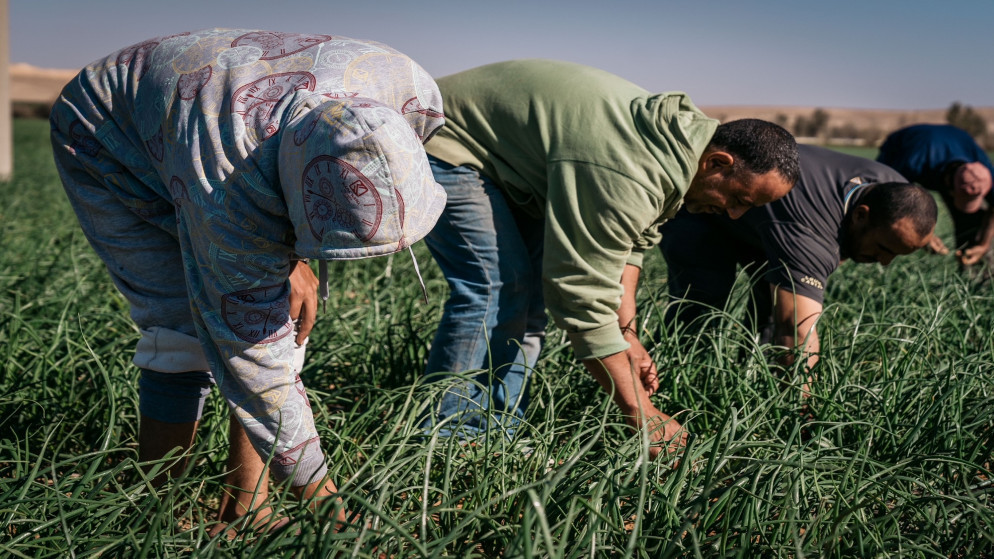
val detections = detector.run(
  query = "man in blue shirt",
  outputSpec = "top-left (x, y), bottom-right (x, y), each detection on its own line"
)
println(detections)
top-left (877, 124), bottom-right (994, 270)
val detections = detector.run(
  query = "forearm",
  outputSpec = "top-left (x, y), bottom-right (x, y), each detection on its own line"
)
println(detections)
top-left (583, 351), bottom-right (685, 455)
top-left (216, 340), bottom-right (329, 485)
top-left (617, 264), bottom-right (640, 334)
top-left (773, 324), bottom-right (820, 370)
top-left (189, 253), bottom-right (327, 485)
top-left (583, 352), bottom-right (654, 421)
top-left (772, 288), bottom-right (822, 371)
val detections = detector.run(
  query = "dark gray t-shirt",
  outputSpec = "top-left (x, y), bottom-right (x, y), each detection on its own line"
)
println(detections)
top-left (727, 144), bottom-right (907, 303)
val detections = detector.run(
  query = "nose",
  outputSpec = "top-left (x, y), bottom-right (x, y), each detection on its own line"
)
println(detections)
top-left (879, 254), bottom-right (896, 267)
top-left (726, 205), bottom-right (749, 220)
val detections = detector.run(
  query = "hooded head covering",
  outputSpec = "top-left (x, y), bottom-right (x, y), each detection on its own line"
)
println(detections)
top-left (279, 97), bottom-right (445, 260)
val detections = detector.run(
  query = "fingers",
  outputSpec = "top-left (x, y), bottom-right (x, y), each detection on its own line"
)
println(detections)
top-left (928, 236), bottom-right (949, 255)
top-left (642, 360), bottom-right (658, 396)
top-left (295, 299), bottom-right (316, 345)
top-left (288, 260), bottom-right (319, 345)
top-left (956, 248), bottom-right (982, 267)
top-left (626, 339), bottom-right (659, 396)
top-left (645, 411), bottom-right (687, 460)
top-left (289, 288), bottom-right (304, 321)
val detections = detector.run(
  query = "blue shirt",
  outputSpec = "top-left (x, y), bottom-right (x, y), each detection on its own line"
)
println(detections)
top-left (877, 124), bottom-right (993, 199)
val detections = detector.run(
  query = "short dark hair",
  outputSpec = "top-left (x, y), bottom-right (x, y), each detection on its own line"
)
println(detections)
top-left (707, 119), bottom-right (800, 185)
top-left (862, 182), bottom-right (938, 237)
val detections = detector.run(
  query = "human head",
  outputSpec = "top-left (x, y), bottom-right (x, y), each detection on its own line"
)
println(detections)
top-left (841, 182), bottom-right (937, 265)
top-left (339, 48), bottom-right (446, 143)
top-left (278, 97), bottom-right (446, 260)
top-left (951, 161), bottom-right (992, 214)
top-left (684, 119), bottom-right (800, 219)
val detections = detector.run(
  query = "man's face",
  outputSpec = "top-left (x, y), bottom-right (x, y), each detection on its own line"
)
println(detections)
top-left (684, 152), bottom-right (793, 219)
top-left (842, 215), bottom-right (932, 266)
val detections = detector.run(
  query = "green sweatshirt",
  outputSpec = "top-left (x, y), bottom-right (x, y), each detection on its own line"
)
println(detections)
top-left (426, 59), bottom-right (717, 360)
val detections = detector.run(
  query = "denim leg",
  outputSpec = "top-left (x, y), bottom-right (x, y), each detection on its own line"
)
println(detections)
top-left (484, 206), bottom-right (546, 436)
top-left (422, 157), bottom-right (545, 438)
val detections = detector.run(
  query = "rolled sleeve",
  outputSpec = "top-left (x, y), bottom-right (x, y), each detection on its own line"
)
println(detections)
top-left (626, 247), bottom-right (646, 269)
top-left (567, 322), bottom-right (630, 361)
top-left (761, 221), bottom-right (837, 306)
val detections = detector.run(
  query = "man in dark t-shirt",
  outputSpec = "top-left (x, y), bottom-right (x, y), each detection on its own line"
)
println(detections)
top-left (876, 124), bottom-right (994, 269)
top-left (660, 144), bottom-right (937, 373)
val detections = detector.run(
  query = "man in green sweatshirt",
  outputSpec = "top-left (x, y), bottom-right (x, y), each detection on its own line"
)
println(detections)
top-left (420, 60), bottom-right (799, 456)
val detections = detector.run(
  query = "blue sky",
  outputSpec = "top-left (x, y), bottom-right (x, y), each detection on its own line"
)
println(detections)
top-left (9, 0), bottom-right (993, 110)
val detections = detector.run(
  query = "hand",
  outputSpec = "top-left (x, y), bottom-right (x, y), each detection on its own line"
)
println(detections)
top-left (645, 409), bottom-right (688, 460)
top-left (289, 260), bottom-right (319, 345)
top-left (583, 351), bottom-right (686, 462)
top-left (926, 235), bottom-right (950, 255)
top-left (623, 328), bottom-right (658, 396)
top-left (956, 243), bottom-right (990, 267)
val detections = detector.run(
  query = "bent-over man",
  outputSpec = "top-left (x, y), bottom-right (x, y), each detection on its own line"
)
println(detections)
top-left (877, 124), bottom-right (993, 269)
top-left (420, 59), bottom-right (800, 456)
top-left (51, 28), bottom-right (445, 529)
top-left (661, 144), bottom-right (937, 376)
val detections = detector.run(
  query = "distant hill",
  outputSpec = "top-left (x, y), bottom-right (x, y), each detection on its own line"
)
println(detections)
top-left (8, 64), bottom-right (994, 144)
top-left (10, 63), bottom-right (77, 103)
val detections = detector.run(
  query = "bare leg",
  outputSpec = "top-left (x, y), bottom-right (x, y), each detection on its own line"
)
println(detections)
top-left (291, 476), bottom-right (346, 528)
top-left (216, 417), bottom-right (273, 529)
top-left (138, 415), bottom-right (198, 486)
top-left (213, 419), bottom-right (344, 535)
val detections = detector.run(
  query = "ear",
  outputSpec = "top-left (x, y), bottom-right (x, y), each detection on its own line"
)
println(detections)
top-left (852, 204), bottom-right (870, 225)
top-left (703, 150), bottom-right (735, 172)
top-left (697, 150), bottom-right (735, 176)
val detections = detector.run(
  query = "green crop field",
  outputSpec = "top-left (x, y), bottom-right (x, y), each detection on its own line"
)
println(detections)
top-left (2, 119), bottom-right (993, 557)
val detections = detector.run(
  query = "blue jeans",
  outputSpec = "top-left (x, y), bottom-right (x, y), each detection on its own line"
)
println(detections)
top-left (422, 157), bottom-right (547, 438)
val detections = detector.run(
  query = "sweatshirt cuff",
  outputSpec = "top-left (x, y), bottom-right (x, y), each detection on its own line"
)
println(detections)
top-left (568, 322), bottom-right (631, 361)
top-left (626, 249), bottom-right (645, 268)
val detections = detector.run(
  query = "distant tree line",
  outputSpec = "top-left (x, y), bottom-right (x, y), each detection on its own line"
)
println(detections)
top-left (776, 102), bottom-right (992, 150)
top-left (945, 102), bottom-right (989, 145)
top-left (11, 101), bottom-right (52, 119)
